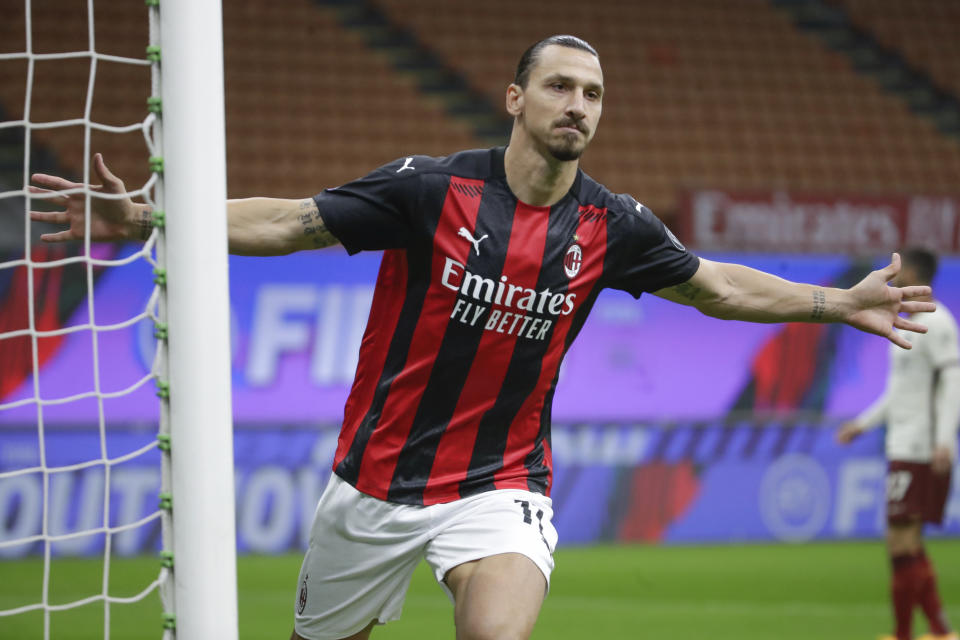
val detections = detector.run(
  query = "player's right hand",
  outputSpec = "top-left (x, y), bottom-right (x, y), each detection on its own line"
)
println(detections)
top-left (29, 153), bottom-right (144, 243)
top-left (835, 421), bottom-right (864, 445)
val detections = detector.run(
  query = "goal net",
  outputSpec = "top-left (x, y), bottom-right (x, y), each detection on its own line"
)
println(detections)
top-left (0, 1), bottom-right (237, 638)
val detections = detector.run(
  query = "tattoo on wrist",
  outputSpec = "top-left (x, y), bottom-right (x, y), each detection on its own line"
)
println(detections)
top-left (138, 207), bottom-right (153, 241)
top-left (674, 282), bottom-right (701, 302)
top-left (297, 198), bottom-right (335, 248)
top-left (811, 288), bottom-right (826, 320)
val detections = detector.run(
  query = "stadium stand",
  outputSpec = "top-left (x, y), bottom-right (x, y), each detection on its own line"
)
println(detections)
top-left (0, 0), bottom-right (481, 206)
top-left (777, 0), bottom-right (960, 142)
top-left (1, 0), bottom-right (957, 223)
top-left (836, 0), bottom-right (960, 99)
top-left (373, 0), bottom-right (960, 216)
top-left (223, 0), bottom-right (481, 198)
top-left (0, 2), bottom-right (153, 195)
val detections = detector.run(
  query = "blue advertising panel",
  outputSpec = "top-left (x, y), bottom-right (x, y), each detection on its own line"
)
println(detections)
top-left (2, 252), bottom-right (959, 556)
top-left (1, 423), bottom-right (958, 557)
top-left (3, 251), bottom-right (959, 425)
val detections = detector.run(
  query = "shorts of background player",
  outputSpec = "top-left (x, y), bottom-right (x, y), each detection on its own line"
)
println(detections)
top-left (886, 460), bottom-right (952, 525)
top-left (293, 473), bottom-right (558, 640)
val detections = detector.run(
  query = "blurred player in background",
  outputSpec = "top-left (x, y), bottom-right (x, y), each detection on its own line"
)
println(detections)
top-left (837, 248), bottom-right (959, 640)
top-left (31, 35), bottom-right (937, 640)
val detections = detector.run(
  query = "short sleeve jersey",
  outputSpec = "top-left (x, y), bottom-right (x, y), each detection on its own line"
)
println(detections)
top-left (315, 147), bottom-right (699, 504)
top-left (884, 303), bottom-right (960, 461)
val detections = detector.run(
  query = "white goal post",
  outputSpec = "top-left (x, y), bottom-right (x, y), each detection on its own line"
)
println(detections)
top-left (0, 0), bottom-right (239, 636)
top-left (159, 0), bottom-right (238, 638)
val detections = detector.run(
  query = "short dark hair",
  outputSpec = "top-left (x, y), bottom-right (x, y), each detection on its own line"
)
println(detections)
top-left (902, 247), bottom-right (938, 284)
top-left (514, 35), bottom-right (599, 87)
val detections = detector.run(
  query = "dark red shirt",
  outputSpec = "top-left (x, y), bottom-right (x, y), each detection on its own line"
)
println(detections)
top-left (315, 147), bottom-right (698, 505)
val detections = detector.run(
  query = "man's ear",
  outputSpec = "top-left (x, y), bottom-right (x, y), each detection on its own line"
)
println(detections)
top-left (506, 83), bottom-right (523, 117)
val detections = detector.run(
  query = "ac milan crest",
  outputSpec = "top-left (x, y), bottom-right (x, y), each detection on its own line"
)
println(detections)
top-left (564, 244), bottom-right (582, 278)
top-left (297, 575), bottom-right (308, 614)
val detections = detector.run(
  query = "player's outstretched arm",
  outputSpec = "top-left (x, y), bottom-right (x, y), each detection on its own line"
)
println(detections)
top-left (30, 154), bottom-right (340, 255)
top-left (225, 197), bottom-right (338, 256)
top-left (654, 253), bottom-right (935, 349)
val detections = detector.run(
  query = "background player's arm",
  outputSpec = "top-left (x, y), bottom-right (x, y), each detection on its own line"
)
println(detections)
top-left (933, 366), bottom-right (960, 472)
top-left (653, 254), bottom-right (934, 349)
top-left (29, 153), bottom-right (339, 255)
top-left (837, 392), bottom-right (889, 444)
top-left (929, 317), bottom-right (960, 471)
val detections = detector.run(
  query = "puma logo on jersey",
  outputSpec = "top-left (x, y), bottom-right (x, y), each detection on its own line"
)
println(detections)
top-left (458, 227), bottom-right (488, 255)
top-left (396, 157), bottom-right (416, 173)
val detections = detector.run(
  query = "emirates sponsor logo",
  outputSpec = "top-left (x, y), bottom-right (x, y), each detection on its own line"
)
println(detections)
top-left (441, 257), bottom-right (577, 340)
top-left (563, 244), bottom-right (582, 278)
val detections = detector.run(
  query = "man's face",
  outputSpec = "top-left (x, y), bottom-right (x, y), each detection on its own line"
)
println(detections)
top-left (511, 45), bottom-right (604, 162)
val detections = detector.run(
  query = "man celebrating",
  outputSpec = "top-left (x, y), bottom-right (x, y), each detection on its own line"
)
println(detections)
top-left (838, 247), bottom-right (959, 640)
top-left (31, 35), bottom-right (936, 640)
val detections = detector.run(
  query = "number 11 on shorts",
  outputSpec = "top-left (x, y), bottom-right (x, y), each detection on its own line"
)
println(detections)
top-left (515, 499), bottom-right (550, 550)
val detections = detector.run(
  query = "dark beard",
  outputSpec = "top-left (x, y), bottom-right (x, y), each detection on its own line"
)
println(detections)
top-left (547, 134), bottom-right (584, 161)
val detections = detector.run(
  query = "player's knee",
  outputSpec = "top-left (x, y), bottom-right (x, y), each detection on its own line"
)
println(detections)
top-left (457, 624), bottom-right (526, 640)
top-left (886, 521), bottom-right (923, 554)
top-left (456, 614), bottom-right (531, 640)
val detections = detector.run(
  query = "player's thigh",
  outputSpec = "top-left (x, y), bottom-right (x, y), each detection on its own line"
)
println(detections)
top-left (424, 490), bottom-right (557, 640)
top-left (445, 552), bottom-right (546, 640)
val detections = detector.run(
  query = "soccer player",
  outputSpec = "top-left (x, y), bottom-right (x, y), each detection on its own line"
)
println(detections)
top-left (30, 35), bottom-right (936, 640)
top-left (837, 247), bottom-right (959, 640)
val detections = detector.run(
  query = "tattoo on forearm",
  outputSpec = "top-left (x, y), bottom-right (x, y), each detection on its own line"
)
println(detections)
top-left (297, 198), bottom-right (336, 248)
top-left (811, 288), bottom-right (826, 320)
top-left (674, 282), bottom-right (701, 302)
top-left (138, 207), bottom-right (153, 241)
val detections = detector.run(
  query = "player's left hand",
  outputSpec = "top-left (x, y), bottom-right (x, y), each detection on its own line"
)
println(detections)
top-left (843, 253), bottom-right (936, 349)
top-left (932, 445), bottom-right (953, 475)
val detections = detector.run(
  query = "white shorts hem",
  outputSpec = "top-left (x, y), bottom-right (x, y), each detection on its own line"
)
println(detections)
top-left (433, 547), bottom-right (553, 602)
top-left (295, 613), bottom-right (397, 640)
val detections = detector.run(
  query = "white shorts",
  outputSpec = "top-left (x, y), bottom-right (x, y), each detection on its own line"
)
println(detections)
top-left (293, 473), bottom-right (558, 640)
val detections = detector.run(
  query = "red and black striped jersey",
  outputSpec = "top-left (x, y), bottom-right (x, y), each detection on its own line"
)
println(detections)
top-left (315, 147), bottom-right (699, 505)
